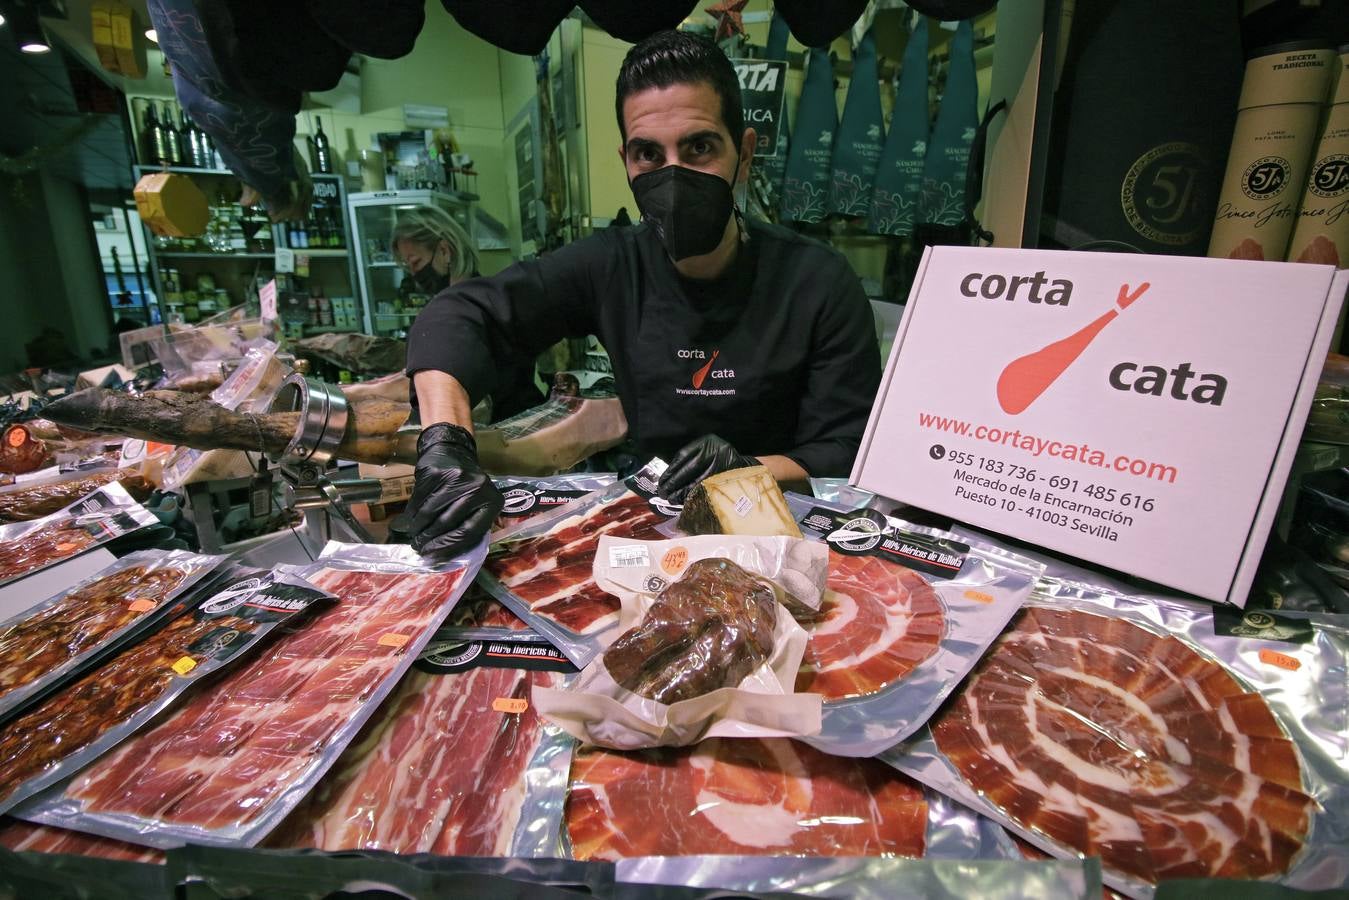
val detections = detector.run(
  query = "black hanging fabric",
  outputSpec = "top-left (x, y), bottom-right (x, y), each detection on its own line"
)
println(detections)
top-left (581, 0), bottom-right (701, 44)
top-left (304, 0), bottom-right (425, 59)
top-left (771, 0), bottom-right (868, 48)
top-left (438, 0), bottom-right (575, 56)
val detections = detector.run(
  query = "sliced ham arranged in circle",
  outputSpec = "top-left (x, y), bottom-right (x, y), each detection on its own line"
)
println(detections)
top-left (485, 493), bottom-right (669, 635)
top-left (567, 737), bottom-right (927, 860)
top-left (932, 606), bottom-right (1315, 885)
top-left (796, 551), bottom-right (945, 700)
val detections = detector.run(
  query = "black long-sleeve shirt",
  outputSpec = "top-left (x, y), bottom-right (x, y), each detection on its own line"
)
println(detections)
top-left (405, 218), bottom-right (881, 477)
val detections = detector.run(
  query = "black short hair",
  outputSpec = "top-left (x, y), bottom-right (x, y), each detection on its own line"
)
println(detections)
top-left (615, 30), bottom-right (744, 145)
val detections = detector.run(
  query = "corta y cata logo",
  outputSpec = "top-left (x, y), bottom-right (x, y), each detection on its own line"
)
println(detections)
top-left (684, 349), bottom-right (734, 388)
top-left (977, 278), bottom-right (1230, 415)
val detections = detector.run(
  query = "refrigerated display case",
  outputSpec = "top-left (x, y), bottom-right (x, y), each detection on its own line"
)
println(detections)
top-left (346, 189), bottom-right (477, 336)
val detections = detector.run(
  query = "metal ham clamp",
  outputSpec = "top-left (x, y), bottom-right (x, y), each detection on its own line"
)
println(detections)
top-left (265, 373), bottom-right (415, 552)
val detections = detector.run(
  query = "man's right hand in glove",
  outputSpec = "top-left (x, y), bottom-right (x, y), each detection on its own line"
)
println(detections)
top-left (406, 422), bottom-right (502, 557)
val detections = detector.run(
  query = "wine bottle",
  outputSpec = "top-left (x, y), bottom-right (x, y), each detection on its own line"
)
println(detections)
top-left (140, 103), bottom-right (160, 164)
top-left (157, 102), bottom-right (180, 165)
top-left (174, 106), bottom-right (192, 168)
top-left (312, 116), bottom-right (333, 174)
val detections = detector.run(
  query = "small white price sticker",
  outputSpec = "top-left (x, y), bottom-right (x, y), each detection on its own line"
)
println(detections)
top-left (610, 545), bottom-right (650, 569)
top-left (733, 495), bottom-right (754, 518)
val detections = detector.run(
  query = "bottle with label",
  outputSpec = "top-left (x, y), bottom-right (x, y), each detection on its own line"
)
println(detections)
top-left (140, 102), bottom-right (161, 164)
top-left (1287, 47), bottom-right (1349, 265)
top-left (228, 206), bottom-right (247, 254)
top-left (156, 102), bottom-right (180, 166)
top-left (174, 106), bottom-right (192, 168)
top-left (310, 117), bottom-right (333, 174)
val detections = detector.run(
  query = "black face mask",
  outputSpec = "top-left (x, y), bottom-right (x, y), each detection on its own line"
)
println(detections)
top-left (410, 256), bottom-right (450, 295)
top-left (630, 164), bottom-right (736, 262)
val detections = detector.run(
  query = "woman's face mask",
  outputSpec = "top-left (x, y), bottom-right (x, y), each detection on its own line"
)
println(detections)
top-left (407, 244), bottom-right (450, 294)
top-left (630, 163), bottom-right (736, 262)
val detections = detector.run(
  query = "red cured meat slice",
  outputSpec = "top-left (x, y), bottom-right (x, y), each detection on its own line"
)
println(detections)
top-left (485, 493), bottom-right (663, 634)
top-left (0, 818), bottom-right (164, 863)
top-left (795, 552), bottom-right (945, 700)
top-left (566, 738), bottom-right (927, 860)
top-left (0, 520), bottom-right (98, 583)
top-left (268, 666), bottom-right (560, 854)
top-left (931, 607), bottom-right (1315, 886)
top-left (446, 583), bottom-right (531, 631)
top-left (65, 566), bottom-right (465, 835)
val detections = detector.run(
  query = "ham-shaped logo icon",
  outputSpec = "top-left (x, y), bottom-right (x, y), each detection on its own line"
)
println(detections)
top-left (691, 350), bottom-right (721, 389)
top-left (996, 282), bottom-right (1150, 415)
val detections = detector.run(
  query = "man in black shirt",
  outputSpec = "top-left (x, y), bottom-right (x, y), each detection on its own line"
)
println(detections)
top-left (405, 29), bottom-right (881, 555)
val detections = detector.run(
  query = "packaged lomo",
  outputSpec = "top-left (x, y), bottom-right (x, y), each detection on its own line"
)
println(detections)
top-left (534, 534), bottom-right (826, 749)
top-left (479, 459), bottom-right (680, 666)
top-left (0, 565), bottom-right (333, 818)
top-left (784, 493), bottom-right (1041, 757)
top-left (0, 549), bottom-right (225, 724)
top-left (18, 541), bottom-right (484, 848)
top-left (268, 625), bottom-right (574, 856)
top-left (0, 481), bottom-right (157, 587)
top-left (615, 855), bottom-right (1102, 900)
top-left (559, 730), bottom-right (992, 861)
top-left (0, 469), bottom-right (153, 524)
top-left (884, 532), bottom-right (1349, 898)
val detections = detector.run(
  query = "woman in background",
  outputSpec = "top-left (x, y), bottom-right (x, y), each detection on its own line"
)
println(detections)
top-left (392, 206), bottom-right (543, 420)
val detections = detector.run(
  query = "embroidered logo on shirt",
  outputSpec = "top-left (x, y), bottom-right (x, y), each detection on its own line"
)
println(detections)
top-left (676, 349), bottom-right (736, 397)
top-left (691, 350), bottom-right (720, 388)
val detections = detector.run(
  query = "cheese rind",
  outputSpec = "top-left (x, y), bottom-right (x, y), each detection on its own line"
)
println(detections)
top-left (677, 466), bottom-right (803, 539)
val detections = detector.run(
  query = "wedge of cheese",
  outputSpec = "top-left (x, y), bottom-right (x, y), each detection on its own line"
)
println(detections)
top-left (677, 465), bottom-right (802, 538)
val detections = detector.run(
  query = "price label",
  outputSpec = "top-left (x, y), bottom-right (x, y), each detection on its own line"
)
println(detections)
top-left (963, 590), bottom-right (994, 604)
top-left (129, 599), bottom-right (156, 612)
top-left (171, 656), bottom-right (197, 675)
top-left (493, 697), bottom-right (529, 714)
top-left (1258, 648), bottom-right (1301, 671)
top-left (378, 633), bottom-right (411, 649)
top-left (661, 547), bottom-right (689, 575)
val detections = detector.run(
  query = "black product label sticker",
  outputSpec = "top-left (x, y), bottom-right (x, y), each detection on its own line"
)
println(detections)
top-left (624, 459), bottom-right (680, 517)
top-left (800, 506), bottom-right (968, 579)
top-left (199, 571), bottom-right (336, 623)
top-left (1213, 609), bottom-right (1315, 645)
top-left (500, 487), bottom-right (588, 518)
top-left (416, 639), bottom-right (576, 674)
top-left (187, 624), bottom-right (252, 662)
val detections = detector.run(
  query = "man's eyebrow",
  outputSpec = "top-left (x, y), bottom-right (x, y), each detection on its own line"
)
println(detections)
top-left (625, 137), bottom-right (661, 155)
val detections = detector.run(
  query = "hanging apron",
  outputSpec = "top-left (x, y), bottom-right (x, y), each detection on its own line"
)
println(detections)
top-left (781, 47), bottom-right (838, 224)
top-left (830, 27), bottom-right (885, 217)
top-left (869, 17), bottom-right (930, 236)
top-left (918, 19), bottom-right (978, 227)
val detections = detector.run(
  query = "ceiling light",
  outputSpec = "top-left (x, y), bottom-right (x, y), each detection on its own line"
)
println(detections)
top-left (144, 27), bottom-right (156, 42)
top-left (0, 14), bottom-right (7, 27)
top-left (10, 2), bottom-right (49, 53)
top-left (21, 40), bottom-right (49, 53)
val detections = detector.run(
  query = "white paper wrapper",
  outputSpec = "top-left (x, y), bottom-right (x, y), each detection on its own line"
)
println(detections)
top-left (533, 535), bottom-right (827, 749)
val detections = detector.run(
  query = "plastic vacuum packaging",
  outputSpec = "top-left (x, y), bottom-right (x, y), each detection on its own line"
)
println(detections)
top-left (18, 540), bottom-right (485, 848)
top-left (0, 549), bottom-right (225, 724)
top-left (0, 481), bottom-right (157, 587)
top-left (480, 460), bottom-right (681, 666)
top-left (782, 494), bottom-right (1040, 758)
top-left (881, 544), bottom-right (1349, 898)
top-left (167, 845), bottom-right (614, 900)
top-left (267, 627), bottom-right (573, 857)
top-left (0, 468), bottom-right (153, 523)
top-left (616, 856), bottom-right (1103, 900)
top-left (535, 535), bottom-right (827, 749)
top-left (493, 472), bottom-right (617, 534)
top-left (561, 733), bottom-right (1001, 862)
top-left (441, 579), bottom-right (540, 640)
top-left (0, 844), bottom-right (170, 900)
top-left (0, 567), bottom-right (334, 818)
top-left (0, 817), bottom-right (164, 862)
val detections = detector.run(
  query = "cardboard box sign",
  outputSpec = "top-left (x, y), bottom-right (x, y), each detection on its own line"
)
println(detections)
top-left (91, 1), bottom-right (146, 79)
top-left (134, 173), bottom-right (208, 238)
top-left (853, 246), bottom-right (1347, 606)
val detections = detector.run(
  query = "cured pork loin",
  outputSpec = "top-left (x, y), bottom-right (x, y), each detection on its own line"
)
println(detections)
top-left (0, 519), bottom-right (98, 582)
top-left (0, 612), bottom-right (251, 809)
top-left (485, 493), bottom-right (668, 635)
top-left (603, 558), bottom-right (779, 704)
top-left (567, 738), bottom-right (927, 860)
top-left (62, 566), bottom-right (464, 836)
top-left (796, 552), bottom-right (945, 700)
top-left (0, 472), bottom-right (153, 523)
top-left (270, 666), bottom-right (560, 854)
top-left (0, 818), bottom-right (163, 863)
top-left (445, 583), bottom-right (531, 632)
top-left (932, 606), bottom-right (1315, 884)
top-left (0, 565), bottom-right (188, 705)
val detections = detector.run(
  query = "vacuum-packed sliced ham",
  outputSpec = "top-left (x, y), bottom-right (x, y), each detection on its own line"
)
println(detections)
top-left (45, 557), bottom-right (474, 846)
top-left (269, 665), bottom-right (561, 854)
top-left (931, 606), bottom-right (1315, 884)
top-left (0, 818), bottom-right (163, 863)
top-left (485, 492), bottom-right (668, 636)
top-left (566, 738), bottom-right (927, 860)
top-left (796, 551), bottom-right (945, 699)
top-left (445, 582), bottom-right (531, 632)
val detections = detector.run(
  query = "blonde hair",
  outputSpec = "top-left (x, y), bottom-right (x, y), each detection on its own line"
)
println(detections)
top-left (390, 205), bottom-right (478, 281)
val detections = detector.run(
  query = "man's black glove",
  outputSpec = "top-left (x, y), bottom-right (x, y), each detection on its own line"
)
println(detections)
top-left (657, 434), bottom-right (758, 503)
top-left (406, 423), bottom-right (503, 556)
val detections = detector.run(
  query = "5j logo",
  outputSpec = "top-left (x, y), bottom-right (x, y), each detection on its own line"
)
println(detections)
top-left (1309, 155), bottom-right (1349, 198)
top-left (1241, 156), bottom-right (1291, 200)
